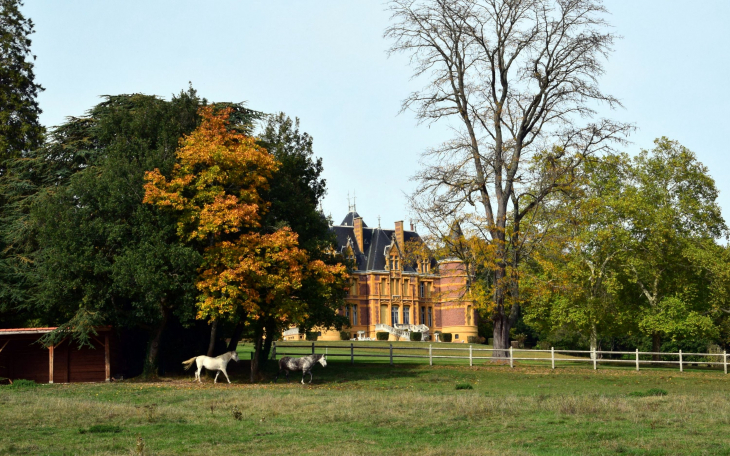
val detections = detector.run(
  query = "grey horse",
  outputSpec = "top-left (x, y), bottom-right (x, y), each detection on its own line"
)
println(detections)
top-left (274, 354), bottom-right (327, 384)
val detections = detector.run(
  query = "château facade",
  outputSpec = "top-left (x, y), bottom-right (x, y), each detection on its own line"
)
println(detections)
top-left (287, 211), bottom-right (478, 343)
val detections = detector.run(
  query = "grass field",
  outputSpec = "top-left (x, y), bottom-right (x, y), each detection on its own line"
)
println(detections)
top-left (2, 342), bottom-right (730, 455)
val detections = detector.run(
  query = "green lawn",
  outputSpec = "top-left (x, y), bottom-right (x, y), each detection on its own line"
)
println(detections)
top-left (2, 343), bottom-right (730, 455)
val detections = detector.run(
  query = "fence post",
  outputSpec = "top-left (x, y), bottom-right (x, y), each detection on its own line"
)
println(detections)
top-left (350, 343), bottom-right (354, 365)
top-left (635, 349), bottom-right (639, 371)
top-left (679, 350), bottom-right (684, 372)
top-left (469, 345), bottom-right (473, 367)
top-left (592, 348), bottom-right (597, 370)
top-left (725, 350), bottom-right (728, 375)
top-left (272, 341), bottom-right (276, 358)
top-left (429, 344), bottom-right (433, 366)
top-left (389, 343), bottom-right (393, 365)
top-left (311, 342), bottom-right (315, 355)
top-left (551, 347), bottom-right (555, 370)
top-left (509, 346), bottom-right (513, 368)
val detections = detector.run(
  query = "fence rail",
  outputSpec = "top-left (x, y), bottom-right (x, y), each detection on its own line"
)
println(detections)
top-left (272, 342), bottom-right (729, 374)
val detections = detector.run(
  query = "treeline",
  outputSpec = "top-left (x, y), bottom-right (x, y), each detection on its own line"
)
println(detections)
top-left (0, 2), bottom-right (349, 379)
top-left (454, 141), bottom-right (730, 355)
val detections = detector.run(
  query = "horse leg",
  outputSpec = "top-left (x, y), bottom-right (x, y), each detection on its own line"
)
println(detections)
top-left (214, 370), bottom-right (220, 384)
top-left (221, 367), bottom-right (231, 384)
top-left (301, 370), bottom-right (307, 385)
top-left (309, 370), bottom-right (313, 384)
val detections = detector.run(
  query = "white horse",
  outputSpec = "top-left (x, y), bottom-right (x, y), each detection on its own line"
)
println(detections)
top-left (182, 351), bottom-right (240, 383)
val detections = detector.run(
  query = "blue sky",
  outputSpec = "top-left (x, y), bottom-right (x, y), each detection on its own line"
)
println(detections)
top-left (24, 1), bottom-right (730, 231)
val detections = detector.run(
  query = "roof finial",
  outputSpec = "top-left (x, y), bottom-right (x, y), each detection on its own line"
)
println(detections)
top-left (352, 190), bottom-right (356, 212)
top-left (377, 215), bottom-right (381, 228)
top-left (347, 192), bottom-right (351, 212)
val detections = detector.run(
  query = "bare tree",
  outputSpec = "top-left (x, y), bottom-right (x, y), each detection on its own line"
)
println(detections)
top-left (386, 0), bottom-right (631, 355)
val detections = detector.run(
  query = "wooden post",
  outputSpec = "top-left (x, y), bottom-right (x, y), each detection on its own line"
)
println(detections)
top-left (48, 345), bottom-right (54, 384)
top-left (311, 342), bottom-right (315, 355)
top-left (724, 351), bottom-right (727, 375)
top-left (272, 341), bottom-right (276, 358)
top-left (509, 346), bottom-right (513, 368)
top-left (350, 343), bottom-right (354, 365)
top-left (104, 335), bottom-right (110, 382)
top-left (429, 344), bottom-right (432, 366)
top-left (635, 349), bottom-right (639, 371)
top-left (551, 347), bottom-right (555, 370)
top-left (389, 344), bottom-right (393, 366)
top-left (679, 350), bottom-right (684, 372)
top-left (593, 348), bottom-right (597, 370)
top-left (469, 345), bottom-right (473, 367)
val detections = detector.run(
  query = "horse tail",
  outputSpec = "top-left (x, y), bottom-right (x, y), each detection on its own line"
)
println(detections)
top-left (181, 356), bottom-right (198, 370)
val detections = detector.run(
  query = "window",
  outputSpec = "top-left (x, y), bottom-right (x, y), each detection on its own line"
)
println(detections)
top-left (455, 334), bottom-right (459, 340)
top-left (345, 306), bottom-right (350, 319)
top-left (395, 258), bottom-right (399, 270)
top-left (391, 306), bottom-right (399, 325)
top-left (419, 282), bottom-right (425, 298)
top-left (420, 306), bottom-right (425, 325)
top-left (393, 279), bottom-right (400, 296)
top-left (403, 306), bottom-right (410, 325)
top-left (352, 306), bottom-right (358, 325)
top-left (466, 306), bottom-right (472, 325)
top-left (380, 280), bottom-right (386, 295)
top-left (351, 280), bottom-right (358, 297)
top-left (428, 307), bottom-right (432, 327)
top-left (389, 258), bottom-right (394, 270)
top-left (403, 280), bottom-right (409, 296)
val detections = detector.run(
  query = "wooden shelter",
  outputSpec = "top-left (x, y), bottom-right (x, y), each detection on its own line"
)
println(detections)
top-left (0, 327), bottom-right (115, 383)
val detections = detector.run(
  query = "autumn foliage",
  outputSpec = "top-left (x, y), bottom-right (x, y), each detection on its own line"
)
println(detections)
top-left (144, 107), bottom-right (346, 323)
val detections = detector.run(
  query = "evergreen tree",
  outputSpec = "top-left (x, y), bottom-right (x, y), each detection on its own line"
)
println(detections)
top-left (0, 0), bottom-right (43, 166)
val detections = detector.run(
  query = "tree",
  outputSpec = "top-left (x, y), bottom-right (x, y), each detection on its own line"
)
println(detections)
top-left (386, 0), bottom-right (630, 355)
top-left (256, 113), bottom-right (349, 363)
top-left (623, 138), bottom-right (726, 356)
top-left (0, 0), bottom-right (43, 166)
top-left (1, 90), bottom-right (215, 376)
top-left (521, 154), bottom-right (633, 354)
top-left (144, 107), bottom-right (348, 381)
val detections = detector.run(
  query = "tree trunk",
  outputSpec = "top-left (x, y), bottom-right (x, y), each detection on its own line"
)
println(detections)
top-left (206, 319), bottom-right (218, 357)
top-left (492, 261), bottom-right (511, 358)
top-left (144, 300), bottom-right (169, 377)
top-left (259, 318), bottom-right (277, 367)
top-left (652, 332), bottom-right (661, 362)
top-left (227, 321), bottom-right (245, 352)
top-left (250, 321), bottom-right (265, 383)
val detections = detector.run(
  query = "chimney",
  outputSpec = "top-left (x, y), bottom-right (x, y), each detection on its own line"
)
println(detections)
top-left (395, 220), bottom-right (404, 252)
top-left (354, 217), bottom-right (364, 253)
top-left (410, 221), bottom-right (414, 231)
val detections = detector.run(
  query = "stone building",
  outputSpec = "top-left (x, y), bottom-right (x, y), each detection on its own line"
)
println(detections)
top-left (285, 211), bottom-right (478, 342)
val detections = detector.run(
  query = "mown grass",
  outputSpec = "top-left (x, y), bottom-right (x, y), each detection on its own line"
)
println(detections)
top-left (2, 354), bottom-right (730, 455)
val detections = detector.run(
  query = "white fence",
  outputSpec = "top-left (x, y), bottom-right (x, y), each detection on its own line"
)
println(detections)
top-left (272, 342), bottom-right (730, 374)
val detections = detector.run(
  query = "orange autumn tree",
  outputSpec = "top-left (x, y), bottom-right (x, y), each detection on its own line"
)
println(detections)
top-left (143, 106), bottom-right (347, 380)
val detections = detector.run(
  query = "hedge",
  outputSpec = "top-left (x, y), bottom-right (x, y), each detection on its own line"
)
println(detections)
top-left (305, 332), bottom-right (318, 341)
top-left (376, 331), bottom-right (389, 341)
top-left (410, 331), bottom-right (422, 342)
top-left (441, 333), bottom-right (453, 342)
top-left (340, 331), bottom-right (351, 341)
top-left (467, 335), bottom-right (478, 344)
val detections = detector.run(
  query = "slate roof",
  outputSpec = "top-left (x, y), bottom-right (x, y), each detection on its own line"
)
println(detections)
top-left (331, 212), bottom-right (425, 272)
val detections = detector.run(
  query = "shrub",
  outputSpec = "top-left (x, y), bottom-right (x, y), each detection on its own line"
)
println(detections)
top-left (340, 331), bottom-right (351, 341)
top-left (467, 336), bottom-right (478, 344)
top-left (455, 383), bottom-right (473, 390)
top-left (305, 332), bottom-right (318, 341)
top-left (441, 333), bottom-right (453, 342)
top-left (410, 331), bottom-right (422, 342)
top-left (376, 332), bottom-right (389, 341)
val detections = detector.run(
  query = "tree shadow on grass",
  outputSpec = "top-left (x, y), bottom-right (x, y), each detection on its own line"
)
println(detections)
top-left (223, 359), bottom-right (427, 385)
